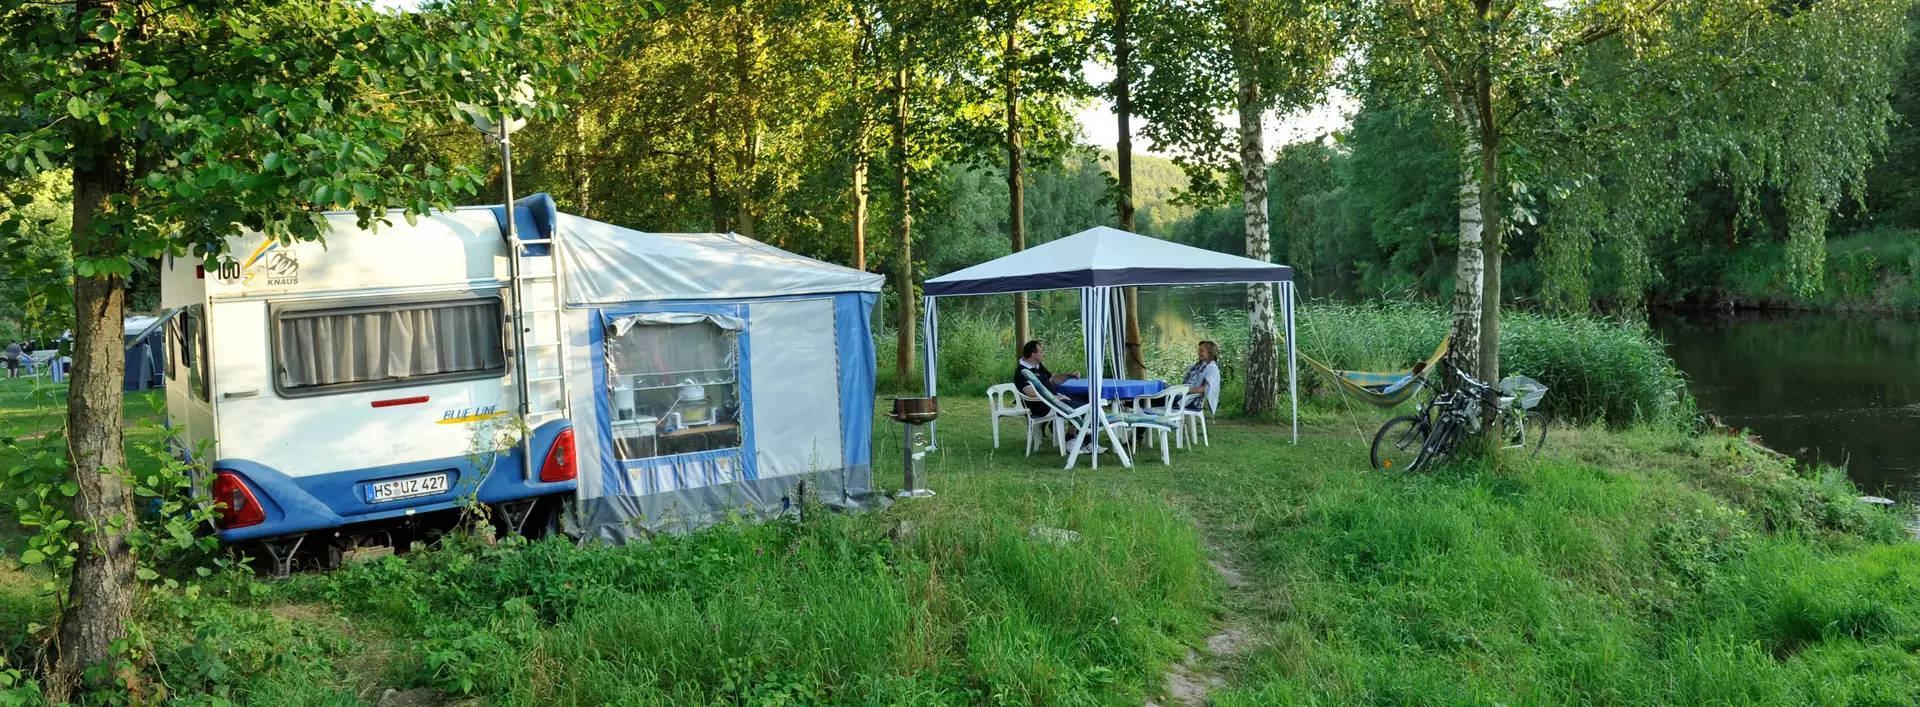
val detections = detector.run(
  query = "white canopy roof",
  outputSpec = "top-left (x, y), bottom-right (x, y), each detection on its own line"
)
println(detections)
top-left (923, 226), bottom-right (1291, 297)
top-left (556, 212), bottom-right (883, 305)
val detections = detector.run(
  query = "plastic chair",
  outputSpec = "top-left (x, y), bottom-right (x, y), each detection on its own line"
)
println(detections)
top-left (1128, 385), bottom-right (1191, 449)
top-left (1181, 394), bottom-right (1210, 447)
top-left (1014, 385), bottom-right (1066, 456)
top-left (986, 383), bottom-right (1033, 449)
top-left (1021, 369), bottom-right (1131, 468)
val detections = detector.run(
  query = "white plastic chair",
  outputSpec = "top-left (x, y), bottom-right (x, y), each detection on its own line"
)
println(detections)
top-left (1182, 393), bottom-right (1210, 447)
top-left (987, 383), bottom-right (1032, 449)
top-left (1021, 369), bottom-right (1132, 467)
top-left (1013, 385), bottom-right (1066, 456)
top-left (1123, 385), bottom-right (1189, 462)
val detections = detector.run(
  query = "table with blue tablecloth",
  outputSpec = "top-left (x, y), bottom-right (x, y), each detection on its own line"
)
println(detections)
top-left (1056, 378), bottom-right (1167, 401)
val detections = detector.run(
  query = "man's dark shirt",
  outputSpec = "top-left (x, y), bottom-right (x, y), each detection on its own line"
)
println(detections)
top-left (1013, 360), bottom-right (1056, 417)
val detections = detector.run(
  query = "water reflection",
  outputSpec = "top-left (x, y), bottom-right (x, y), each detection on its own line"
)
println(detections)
top-left (1652, 312), bottom-right (1920, 495)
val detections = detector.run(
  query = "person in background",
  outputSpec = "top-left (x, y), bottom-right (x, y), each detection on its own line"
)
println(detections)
top-left (1013, 339), bottom-right (1080, 417)
top-left (1182, 340), bottom-right (1222, 414)
top-left (4, 340), bottom-right (20, 379)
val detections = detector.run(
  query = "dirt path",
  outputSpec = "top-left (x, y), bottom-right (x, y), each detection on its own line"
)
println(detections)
top-left (1148, 541), bottom-right (1255, 707)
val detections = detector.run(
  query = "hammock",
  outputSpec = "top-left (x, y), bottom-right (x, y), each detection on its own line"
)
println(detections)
top-left (1293, 336), bottom-right (1451, 409)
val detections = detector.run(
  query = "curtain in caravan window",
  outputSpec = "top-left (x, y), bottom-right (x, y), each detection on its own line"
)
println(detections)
top-left (277, 299), bottom-right (504, 391)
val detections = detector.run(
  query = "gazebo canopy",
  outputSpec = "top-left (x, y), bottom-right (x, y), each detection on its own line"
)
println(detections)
top-left (923, 226), bottom-right (1292, 297)
top-left (916, 226), bottom-right (1301, 467)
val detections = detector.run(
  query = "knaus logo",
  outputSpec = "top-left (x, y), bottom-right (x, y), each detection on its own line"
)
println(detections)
top-left (258, 251), bottom-right (299, 285)
top-left (216, 241), bottom-right (300, 287)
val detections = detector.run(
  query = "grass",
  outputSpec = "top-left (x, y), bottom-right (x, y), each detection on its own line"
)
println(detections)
top-left (3, 376), bottom-right (1918, 705)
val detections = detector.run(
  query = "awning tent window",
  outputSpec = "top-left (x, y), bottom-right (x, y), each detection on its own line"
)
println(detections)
top-left (603, 317), bottom-right (743, 461)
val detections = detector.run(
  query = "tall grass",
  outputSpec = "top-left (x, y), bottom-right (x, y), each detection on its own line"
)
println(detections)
top-left (278, 485), bottom-right (1211, 705)
top-left (884, 298), bottom-right (1688, 426)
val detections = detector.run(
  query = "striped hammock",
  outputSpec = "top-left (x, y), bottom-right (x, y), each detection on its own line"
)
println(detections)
top-left (1293, 336), bottom-right (1451, 409)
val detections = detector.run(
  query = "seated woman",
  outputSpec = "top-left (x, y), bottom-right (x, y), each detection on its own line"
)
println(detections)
top-left (1181, 341), bottom-right (1222, 414)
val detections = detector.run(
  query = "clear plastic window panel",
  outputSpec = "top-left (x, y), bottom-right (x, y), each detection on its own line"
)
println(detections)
top-left (604, 321), bottom-right (742, 461)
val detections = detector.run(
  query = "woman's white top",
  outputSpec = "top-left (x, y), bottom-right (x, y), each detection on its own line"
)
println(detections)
top-left (1182, 360), bottom-right (1221, 413)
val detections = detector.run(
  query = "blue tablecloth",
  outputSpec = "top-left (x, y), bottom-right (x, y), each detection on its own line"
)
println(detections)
top-left (1056, 378), bottom-right (1167, 401)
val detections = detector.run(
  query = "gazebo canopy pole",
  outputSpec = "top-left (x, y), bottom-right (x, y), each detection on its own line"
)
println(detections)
top-left (1285, 282), bottom-right (1298, 444)
top-left (1082, 285), bottom-right (1130, 469)
top-left (922, 294), bottom-right (939, 449)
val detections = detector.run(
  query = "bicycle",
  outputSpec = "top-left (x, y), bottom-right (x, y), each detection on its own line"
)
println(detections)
top-left (1370, 361), bottom-right (1548, 471)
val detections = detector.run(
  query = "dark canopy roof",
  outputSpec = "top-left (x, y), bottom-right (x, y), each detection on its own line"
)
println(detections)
top-left (923, 226), bottom-right (1292, 297)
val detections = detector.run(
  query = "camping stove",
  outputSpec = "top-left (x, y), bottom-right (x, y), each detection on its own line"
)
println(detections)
top-left (888, 397), bottom-right (938, 499)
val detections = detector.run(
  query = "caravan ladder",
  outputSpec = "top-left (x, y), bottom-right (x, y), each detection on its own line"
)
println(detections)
top-left (507, 220), bottom-right (573, 480)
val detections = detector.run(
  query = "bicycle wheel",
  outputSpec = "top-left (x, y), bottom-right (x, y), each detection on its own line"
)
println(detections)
top-left (1515, 411), bottom-right (1547, 457)
top-left (1371, 414), bottom-right (1429, 471)
top-left (1416, 416), bottom-right (1462, 470)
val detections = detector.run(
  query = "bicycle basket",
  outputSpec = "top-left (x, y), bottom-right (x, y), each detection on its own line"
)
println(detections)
top-left (1497, 375), bottom-right (1548, 410)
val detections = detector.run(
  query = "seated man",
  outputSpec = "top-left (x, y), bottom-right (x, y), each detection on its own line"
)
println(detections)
top-left (1013, 339), bottom-right (1080, 417)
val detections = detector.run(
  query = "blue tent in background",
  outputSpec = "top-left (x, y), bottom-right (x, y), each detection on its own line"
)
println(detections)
top-left (122, 315), bottom-right (167, 391)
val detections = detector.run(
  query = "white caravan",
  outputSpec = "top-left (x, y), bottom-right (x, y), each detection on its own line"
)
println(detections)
top-left (161, 194), bottom-right (884, 574)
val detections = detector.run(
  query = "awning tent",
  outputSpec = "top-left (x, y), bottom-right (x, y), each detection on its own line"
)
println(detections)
top-left (921, 227), bottom-right (1300, 467)
top-left (497, 196), bottom-right (889, 541)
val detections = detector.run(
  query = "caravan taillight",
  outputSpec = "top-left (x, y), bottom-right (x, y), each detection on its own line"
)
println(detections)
top-left (539, 428), bottom-right (577, 483)
top-left (210, 471), bottom-right (265, 529)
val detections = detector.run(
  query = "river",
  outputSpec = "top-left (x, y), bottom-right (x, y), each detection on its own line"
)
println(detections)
top-left (1652, 312), bottom-right (1920, 497)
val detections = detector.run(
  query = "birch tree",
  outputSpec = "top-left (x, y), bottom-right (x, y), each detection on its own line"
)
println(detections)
top-left (1136, 0), bottom-right (1343, 414)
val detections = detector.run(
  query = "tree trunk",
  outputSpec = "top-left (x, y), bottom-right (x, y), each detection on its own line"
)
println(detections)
top-left (893, 62), bottom-right (916, 386)
top-left (1114, 0), bottom-right (1145, 379)
top-left (1006, 20), bottom-right (1030, 351)
top-left (1445, 107), bottom-right (1486, 386)
top-left (851, 10), bottom-right (873, 271)
top-left (705, 81), bottom-right (727, 233)
top-left (55, 126), bottom-right (135, 699)
top-left (571, 112), bottom-right (593, 218)
top-left (853, 136), bottom-right (870, 271)
top-left (736, 123), bottom-right (759, 239)
top-left (733, 17), bottom-right (761, 240)
top-left (1475, 101), bottom-right (1501, 383)
top-left (1237, 55), bottom-right (1279, 415)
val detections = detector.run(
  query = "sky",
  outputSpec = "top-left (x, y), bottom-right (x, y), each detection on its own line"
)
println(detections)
top-left (1075, 62), bottom-right (1358, 158)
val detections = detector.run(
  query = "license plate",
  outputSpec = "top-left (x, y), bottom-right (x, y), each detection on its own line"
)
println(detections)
top-left (365, 473), bottom-right (450, 503)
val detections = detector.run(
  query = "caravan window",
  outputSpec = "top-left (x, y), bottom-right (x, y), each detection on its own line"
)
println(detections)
top-left (272, 296), bottom-right (506, 396)
top-left (604, 318), bottom-right (742, 461)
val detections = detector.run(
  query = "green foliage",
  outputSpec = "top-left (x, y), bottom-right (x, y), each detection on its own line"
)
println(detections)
top-left (2, 392), bottom-right (225, 591)
top-left (0, 172), bottom-right (72, 343)
top-left (0, 0), bottom-right (614, 266)
top-left (1664, 227), bottom-right (1920, 311)
top-left (1860, 8), bottom-right (1920, 229)
top-left (1134, 0), bottom-right (1346, 203)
